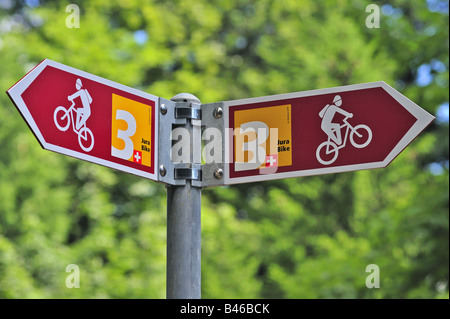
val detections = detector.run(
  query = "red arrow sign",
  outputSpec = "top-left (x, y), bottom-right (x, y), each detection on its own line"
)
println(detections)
top-left (224, 82), bottom-right (435, 185)
top-left (7, 59), bottom-right (159, 181)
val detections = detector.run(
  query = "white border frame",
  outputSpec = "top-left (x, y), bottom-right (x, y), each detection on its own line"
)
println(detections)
top-left (7, 59), bottom-right (159, 181)
top-left (223, 81), bottom-right (435, 185)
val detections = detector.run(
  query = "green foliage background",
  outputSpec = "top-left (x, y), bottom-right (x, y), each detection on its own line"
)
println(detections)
top-left (0, 0), bottom-right (448, 298)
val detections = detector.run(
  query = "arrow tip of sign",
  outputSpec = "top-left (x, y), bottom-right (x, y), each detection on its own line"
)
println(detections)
top-left (380, 81), bottom-right (435, 122)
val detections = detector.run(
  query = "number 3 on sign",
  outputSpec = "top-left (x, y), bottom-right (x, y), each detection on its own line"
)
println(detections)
top-left (112, 109), bottom-right (136, 160)
top-left (110, 93), bottom-right (153, 167)
top-left (235, 121), bottom-right (269, 171)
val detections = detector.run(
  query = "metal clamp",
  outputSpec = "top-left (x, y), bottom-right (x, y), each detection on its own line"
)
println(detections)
top-left (175, 107), bottom-right (201, 120)
top-left (174, 166), bottom-right (201, 181)
top-left (158, 95), bottom-right (203, 186)
top-left (158, 94), bottom-right (226, 187)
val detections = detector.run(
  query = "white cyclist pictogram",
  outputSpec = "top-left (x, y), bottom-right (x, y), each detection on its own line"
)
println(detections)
top-left (53, 78), bottom-right (95, 152)
top-left (316, 95), bottom-right (372, 165)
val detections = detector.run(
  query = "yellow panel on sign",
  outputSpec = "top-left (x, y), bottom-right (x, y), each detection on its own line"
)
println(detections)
top-left (234, 104), bottom-right (292, 170)
top-left (111, 94), bottom-right (152, 167)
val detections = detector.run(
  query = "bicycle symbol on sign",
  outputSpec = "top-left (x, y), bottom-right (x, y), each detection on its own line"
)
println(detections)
top-left (316, 95), bottom-right (372, 165)
top-left (53, 78), bottom-right (94, 152)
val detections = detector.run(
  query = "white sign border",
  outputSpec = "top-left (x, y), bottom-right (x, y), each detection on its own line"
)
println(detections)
top-left (223, 81), bottom-right (435, 185)
top-left (7, 59), bottom-right (159, 182)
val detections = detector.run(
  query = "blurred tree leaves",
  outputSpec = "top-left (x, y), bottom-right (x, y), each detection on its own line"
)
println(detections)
top-left (0, 0), bottom-right (448, 298)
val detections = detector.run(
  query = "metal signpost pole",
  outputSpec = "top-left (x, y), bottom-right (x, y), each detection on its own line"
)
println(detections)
top-left (166, 93), bottom-right (202, 299)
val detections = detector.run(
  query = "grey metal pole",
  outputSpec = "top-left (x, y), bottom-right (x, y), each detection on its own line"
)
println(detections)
top-left (166, 93), bottom-right (202, 299)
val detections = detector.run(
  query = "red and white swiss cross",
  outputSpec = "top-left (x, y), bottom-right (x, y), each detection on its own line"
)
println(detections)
top-left (265, 154), bottom-right (278, 167)
top-left (133, 150), bottom-right (142, 164)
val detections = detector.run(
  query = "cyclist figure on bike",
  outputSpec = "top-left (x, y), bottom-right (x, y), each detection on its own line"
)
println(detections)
top-left (319, 95), bottom-right (353, 145)
top-left (68, 78), bottom-right (93, 131)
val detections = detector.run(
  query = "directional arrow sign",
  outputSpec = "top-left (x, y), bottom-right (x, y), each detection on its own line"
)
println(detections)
top-left (7, 59), bottom-right (159, 181)
top-left (224, 82), bottom-right (435, 185)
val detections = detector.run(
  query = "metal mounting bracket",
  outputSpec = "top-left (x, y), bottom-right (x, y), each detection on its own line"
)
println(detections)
top-left (192, 102), bottom-right (225, 188)
top-left (157, 97), bottom-right (225, 187)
